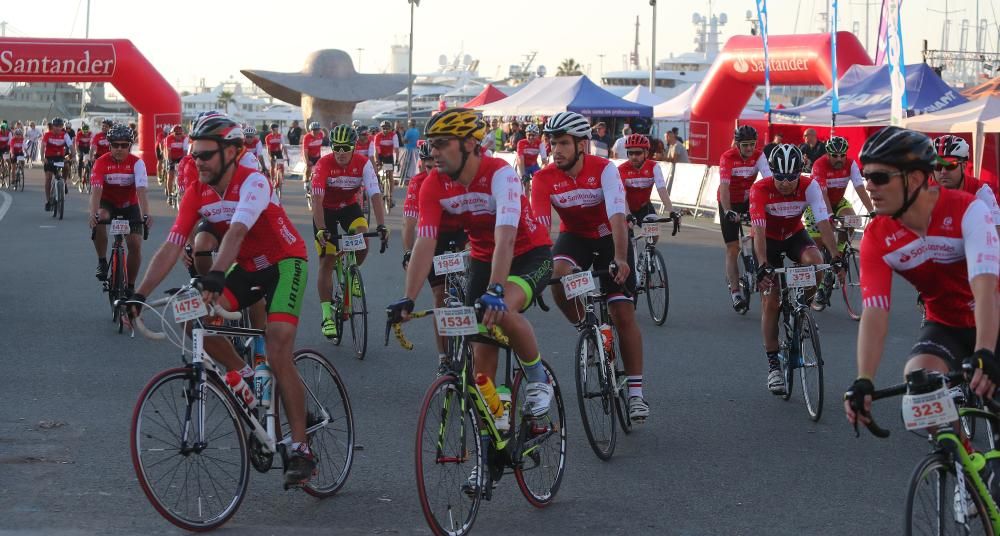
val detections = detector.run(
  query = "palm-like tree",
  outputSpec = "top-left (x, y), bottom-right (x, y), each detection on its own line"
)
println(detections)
top-left (556, 58), bottom-right (583, 76)
top-left (216, 90), bottom-right (235, 114)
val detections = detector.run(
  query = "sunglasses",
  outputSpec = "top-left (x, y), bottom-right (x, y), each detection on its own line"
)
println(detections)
top-left (191, 149), bottom-right (221, 161)
top-left (428, 137), bottom-right (457, 149)
top-left (828, 152), bottom-right (846, 158)
top-left (862, 170), bottom-right (904, 185)
top-left (934, 159), bottom-right (961, 172)
top-left (332, 144), bottom-right (354, 153)
top-left (110, 142), bottom-right (130, 149)
top-left (774, 173), bottom-right (799, 182)
top-left (626, 150), bottom-right (645, 157)
top-left (737, 141), bottom-right (756, 149)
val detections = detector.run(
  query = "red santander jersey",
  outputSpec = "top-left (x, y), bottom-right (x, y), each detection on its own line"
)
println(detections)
top-left (749, 176), bottom-right (829, 240)
top-left (810, 154), bottom-right (863, 206)
top-left (860, 189), bottom-right (999, 328)
top-left (265, 133), bottom-right (283, 154)
top-left (302, 132), bottom-right (324, 158)
top-left (310, 153), bottom-right (380, 210)
top-left (0, 131), bottom-right (10, 149)
top-left (417, 155), bottom-right (551, 262)
top-left (92, 153), bottom-right (148, 208)
top-left (75, 131), bottom-right (93, 150)
top-left (92, 132), bottom-right (110, 157)
top-left (42, 131), bottom-right (72, 158)
top-left (516, 138), bottom-right (546, 168)
top-left (404, 171), bottom-right (461, 233)
top-left (10, 135), bottom-right (24, 154)
top-left (531, 154), bottom-right (628, 239)
top-left (618, 159), bottom-right (667, 212)
top-left (718, 147), bottom-right (772, 204)
top-left (355, 137), bottom-right (371, 158)
top-left (168, 165), bottom-right (305, 271)
top-left (164, 134), bottom-right (187, 161)
top-left (373, 132), bottom-right (397, 158)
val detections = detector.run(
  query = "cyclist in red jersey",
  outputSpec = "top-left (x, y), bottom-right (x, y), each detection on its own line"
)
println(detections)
top-left (41, 118), bottom-right (74, 211)
top-left (131, 113), bottom-right (316, 487)
top-left (163, 125), bottom-right (189, 203)
top-left (74, 124), bottom-right (93, 180)
top-left (354, 125), bottom-right (372, 160)
top-left (91, 118), bottom-right (112, 162)
top-left (0, 122), bottom-right (11, 178)
top-left (751, 145), bottom-right (841, 394)
top-left (372, 120), bottom-right (399, 207)
top-left (532, 111), bottom-right (651, 422)
top-left (516, 123), bottom-right (548, 192)
top-left (154, 125), bottom-right (167, 182)
top-left (87, 124), bottom-right (150, 287)
top-left (302, 122), bottom-right (325, 178)
top-left (932, 135), bottom-right (1000, 228)
top-left (845, 126), bottom-right (1000, 426)
top-left (617, 133), bottom-right (680, 235)
top-left (242, 126), bottom-right (268, 175)
top-left (264, 123), bottom-right (287, 185)
top-left (310, 124), bottom-right (388, 339)
top-left (401, 142), bottom-right (468, 372)
top-left (720, 125), bottom-right (773, 313)
top-left (387, 108), bottom-right (555, 424)
top-left (10, 128), bottom-right (24, 161)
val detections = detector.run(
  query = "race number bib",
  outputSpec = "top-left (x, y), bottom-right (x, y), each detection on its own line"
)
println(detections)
top-left (740, 235), bottom-right (754, 257)
top-left (433, 252), bottom-right (465, 275)
top-left (339, 233), bottom-right (367, 252)
top-left (786, 266), bottom-right (817, 288)
top-left (53, 161), bottom-right (64, 168)
top-left (172, 288), bottom-right (207, 323)
top-left (2, 153), bottom-right (9, 161)
top-left (16, 155), bottom-right (24, 161)
top-left (841, 215), bottom-right (864, 228)
top-left (902, 386), bottom-right (959, 430)
top-left (562, 271), bottom-right (597, 300)
top-left (641, 223), bottom-right (659, 238)
top-left (434, 306), bottom-right (479, 336)
top-left (110, 219), bottom-right (131, 236)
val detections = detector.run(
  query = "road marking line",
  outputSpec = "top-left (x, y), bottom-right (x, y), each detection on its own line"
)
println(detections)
top-left (0, 191), bottom-right (10, 222)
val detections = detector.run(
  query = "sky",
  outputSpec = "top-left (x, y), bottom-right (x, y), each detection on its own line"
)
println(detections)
top-left (0, 0), bottom-right (996, 93)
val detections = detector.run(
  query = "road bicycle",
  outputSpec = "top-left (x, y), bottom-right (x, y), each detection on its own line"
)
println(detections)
top-left (386, 303), bottom-right (567, 536)
top-left (849, 366), bottom-right (1000, 535)
top-left (50, 159), bottom-right (67, 220)
top-left (733, 213), bottom-right (758, 314)
top-left (9, 154), bottom-right (25, 191)
top-left (628, 213), bottom-right (680, 326)
top-left (125, 284), bottom-right (355, 531)
top-left (318, 229), bottom-right (386, 359)
top-left (811, 214), bottom-right (871, 320)
top-left (93, 216), bottom-right (147, 333)
top-left (75, 157), bottom-right (93, 194)
top-left (377, 163), bottom-right (394, 215)
top-left (764, 259), bottom-right (831, 421)
top-left (540, 267), bottom-right (632, 461)
top-left (270, 155), bottom-right (285, 200)
top-left (165, 160), bottom-right (179, 209)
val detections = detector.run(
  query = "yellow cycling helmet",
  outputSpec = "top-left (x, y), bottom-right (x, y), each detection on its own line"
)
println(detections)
top-left (424, 108), bottom-right (486, 141)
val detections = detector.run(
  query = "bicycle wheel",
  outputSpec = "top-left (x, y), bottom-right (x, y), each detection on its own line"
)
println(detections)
top-left (611, 329), bottom-right (632, 435)
top-left (573, 328), bottom-right (616, 460)
top-left (797, 311), bottom-right (824, 421)
top-left (16, 165), bottom-right (24, 191)
top-left (736, 254), bottom-right (753, 314)
top-left (415, 374), bottom-right (482, 536)
top-left (645, 249), bottom-right (669, 326)
top-left (841, 250), bottom-right (863, 321)
top-left (905, 453), bottom-right (993, 536)
top-left (780, 313), bottom-right (794, 402)
top-left (281, 349), bottom-right (355, 498)
top-left (348, 265), bottom-right (368, 360)
top-left (512, 359), bottom-right (567, 507)
top-left (131, 368), bottom-right (250, 532)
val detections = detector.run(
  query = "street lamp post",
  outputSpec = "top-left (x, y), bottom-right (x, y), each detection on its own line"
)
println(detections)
top-left (649, 0), bottom-right (657, 94)
top-left (407, 0), bottom-right (419, 122)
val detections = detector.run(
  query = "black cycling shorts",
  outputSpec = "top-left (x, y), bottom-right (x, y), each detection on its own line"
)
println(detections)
top-left (630, 202), bottom-right (656, 224)
top-left (467, 246), bottom-right (553, 311)
top-left (77, 147), bottom-right (90, 156)
top-left (552, 232), bottom-right (636, 303)
top-left (222, 258), bottom-right (308, 326)
top-left (269, 151), bottom-right (283, 161)
top-left (44, 156), bottom-right (65, 174)
top-left (764, 229), bottom-right (818, 268)
top-left (98, 200), bottom-right (143, 235)
top-left (428, 230), bottom-right (468, 287)
top-left (719, 201), bottom-right (750, 244)
top-left (378, 155), bottom-right (394, 166)
top-left (307, 155), bottom-right (320, 166)
top-left (909, 321), bottom-right (1000, 367)
top-left (195, 219), bottom-right (223, 242)
top-left (155, 147), bottom-right (163, 160)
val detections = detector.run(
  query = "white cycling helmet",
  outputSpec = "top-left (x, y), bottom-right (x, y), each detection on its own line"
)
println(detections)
top-left (543, 112), bottom-right (592, 139)
top-left (243, 126), bottom-right (257, 137)
top-left (933, 135), bottom-right (970, 160)
top-left (768, 144), bottom-right (804, 177)
top-left (525, 123), bottom-right (540, 134)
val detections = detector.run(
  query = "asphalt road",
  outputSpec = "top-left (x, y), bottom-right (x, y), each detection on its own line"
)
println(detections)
top-left (0, 167), bottom-right (935, 535)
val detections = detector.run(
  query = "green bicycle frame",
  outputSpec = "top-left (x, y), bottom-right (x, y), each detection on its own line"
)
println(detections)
top-left (936, 408), bottom-right (1000, 531)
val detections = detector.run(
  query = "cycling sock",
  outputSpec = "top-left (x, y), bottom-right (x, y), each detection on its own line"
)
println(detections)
top-left (766, 351), bottom-right (780, 368)
top-left (254, 337), bottom-right (266, 357)
top-left (238, 364), bottom-right (254, 379)
top-left (627, 376), bottom-right (643, 398)
top-left (290, 441), bottom-right (310, 454)
top-left (437, 353), bottom-right (448, 363)
top-left (321, 301), bottom-right (332, 320)
top-left (98, 257), bottom-right (107, 266)
top-left (519, 354), bottom-right (548, 384)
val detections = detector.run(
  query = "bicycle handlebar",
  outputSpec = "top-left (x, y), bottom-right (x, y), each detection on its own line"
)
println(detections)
top-left (91, 217), bottom-right (149, 240)
top-left (318, 230), bottom-right (386, 257)
top-left (626, 213), bottom-right (681, 236)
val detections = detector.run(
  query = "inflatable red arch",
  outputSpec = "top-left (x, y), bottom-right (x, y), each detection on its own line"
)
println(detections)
top-left (688, 32), bottom-right (872, 165)
top-left (0, 38), bottom-right (181, 172)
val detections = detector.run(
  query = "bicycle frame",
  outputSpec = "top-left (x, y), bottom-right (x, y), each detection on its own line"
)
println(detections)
top-left (931, 425), bottom-right (1000, 530)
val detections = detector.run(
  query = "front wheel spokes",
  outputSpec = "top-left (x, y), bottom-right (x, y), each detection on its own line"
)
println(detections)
top-left (513, 358), bottom-right (567, 507)
top-left (574, 329), bottom-right (616, 461)
top-left (415, 376), bottom-right (481, 536)
top-left (645, 248), bottom-right (669, 325)
top-left (905, 453), bottom-right (994, 535)
top-left (348, 265), bottom-right (368, 360)
top-left (797, 312), bottom-right (824, 421)
top-left (130, 369), bottom-right (249, 532)
top-left (841, 251), bottom-right (863, 321)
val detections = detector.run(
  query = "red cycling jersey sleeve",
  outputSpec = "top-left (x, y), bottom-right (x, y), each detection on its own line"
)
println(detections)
top-left (404, 171), bottom-right (427, 219)
top-left (529, 166), bottom-right (554, 228)
top-left (492, 164), bottom-right (522, 228)
top-left (416, 172), bottom-right (445, 239)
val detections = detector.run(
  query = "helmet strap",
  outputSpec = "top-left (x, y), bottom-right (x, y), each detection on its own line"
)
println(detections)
top-left (209, 142), bottom-right (237, 187)
top-left (448, 138), bottom-right (472, 181)
top-left (891, 169), bottom-right (928, 219)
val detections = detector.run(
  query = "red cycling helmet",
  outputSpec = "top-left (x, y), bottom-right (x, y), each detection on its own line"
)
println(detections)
top-left (623, 133), bottom-right (650, 150)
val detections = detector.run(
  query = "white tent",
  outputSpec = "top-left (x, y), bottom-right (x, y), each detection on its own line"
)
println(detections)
top-left (622, 85), bottom-right (668, 107)
top-left (904, 95), bottom-right (1000, 178)
top-left (653, 84), bottom-right (699, 120)
top-left (477, 75), bottom-right (653, 117)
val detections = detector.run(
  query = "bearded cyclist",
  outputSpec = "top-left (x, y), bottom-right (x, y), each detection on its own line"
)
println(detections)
top-left (311, 124), bottom-right (388, 340)
top-left (844, 126), bottom-right (1000, 428)
top-left (720, 125), bottom-right (773, 313)
top-left (388, 107), bottom-right (554, 427)
top-left (931, 135), bottom-right (1000, 229)
top-left (131, 113), bottom-right (316, 487)
top-left (531, 112), bottom-right (651, 422)
top-left (618, 133), bottom-right (681, 234)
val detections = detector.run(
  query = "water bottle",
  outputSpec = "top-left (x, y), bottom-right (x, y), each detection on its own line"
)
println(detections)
top-left (225, 370), bottom-right (258, 410)
top-left (495, 385), bottom-right (512, 432)
top-left (253, 361), bottom-right (272, 408)
top-left (475, 373), bottom-right (503, 420)
top-left (599, 323), bottom-right (614, 356)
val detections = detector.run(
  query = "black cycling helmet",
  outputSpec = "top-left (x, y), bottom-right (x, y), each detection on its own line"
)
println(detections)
top-left (825, 136), bottom-right (849, 156)
top-left (734, 125), bottom-right (758, 142)
top-left (106, 123), bottom-right (133, 143)
top-left (418, 142), bottom-right (433, 160)
top-left (51, 117), bottom-right (65, 127)
top-left (768, 144), bottom-right (804, 177)
top-left (269, 123), bottom-right (279, 130)
top-left (859, 126), bottom-right (937, 219)
top-left (189, 113), bottom-right (244, 185)
top-left (101, 118), bottom-right (114, 127)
